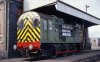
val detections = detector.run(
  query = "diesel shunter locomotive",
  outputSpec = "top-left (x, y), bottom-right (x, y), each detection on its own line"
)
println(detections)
top-left (13, 11), bottom-right (84, 57)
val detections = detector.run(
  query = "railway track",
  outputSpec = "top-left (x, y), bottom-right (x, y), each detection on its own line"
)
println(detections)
top-left (72, 50), bottom-right (100, 62)
top-left (1, 50), bottom-right (100, 62)
top-left (23, 50), bottom-right (100, 62)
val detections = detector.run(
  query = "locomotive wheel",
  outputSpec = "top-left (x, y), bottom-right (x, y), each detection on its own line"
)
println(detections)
top-left (36, 50), bottom-right (42, 59)
top-left (61, 53), bottom-right (68, 57)
top-left (50, 46), bottom-right (57, 58)
top-left (20, 49), bottom-right (26, 57)
top-left (51, 53), bottom-right (57, 58)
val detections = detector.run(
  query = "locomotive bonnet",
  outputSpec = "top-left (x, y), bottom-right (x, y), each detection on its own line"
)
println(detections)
top-left (14, 11), bottom-right (41, 51)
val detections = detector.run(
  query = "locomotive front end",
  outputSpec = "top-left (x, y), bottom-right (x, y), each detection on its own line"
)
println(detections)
top-left (14, 12), bottom-right (41, 53)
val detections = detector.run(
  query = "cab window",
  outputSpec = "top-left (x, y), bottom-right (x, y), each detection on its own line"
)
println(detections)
top-left (33, 18), bottom-right (39, 27)
top-left (18, 20), bottom-right (24, 29)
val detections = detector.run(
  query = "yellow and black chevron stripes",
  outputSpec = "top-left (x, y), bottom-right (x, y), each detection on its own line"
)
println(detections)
top-left (17, 21), bottom-right (40, 42)
top-left (17, 12), bottom-right (40, 43)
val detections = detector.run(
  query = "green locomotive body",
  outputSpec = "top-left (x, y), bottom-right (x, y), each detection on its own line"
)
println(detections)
top-left (40, 14), bottom-right (82, 44)
top-left (14, 11), bottom-right (84, 57)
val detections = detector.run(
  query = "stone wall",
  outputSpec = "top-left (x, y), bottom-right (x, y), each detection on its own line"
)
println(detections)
top-left (0, 0), bottom-right (6, 51)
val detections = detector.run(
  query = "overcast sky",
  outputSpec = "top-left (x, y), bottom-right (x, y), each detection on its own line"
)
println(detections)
top-left (61, 0), bottom-right (100, 38)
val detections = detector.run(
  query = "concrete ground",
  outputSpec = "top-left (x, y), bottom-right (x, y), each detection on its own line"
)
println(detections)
top-left (0, 58), bottom-right (27, 62)
top-left (91, 46), bottom-right (100, 50)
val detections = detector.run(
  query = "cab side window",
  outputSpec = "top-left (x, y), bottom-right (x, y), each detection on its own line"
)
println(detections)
top-left (44, 20), bottom-right (47, 30)
top-left (49, 21), bottom-right (53, 30)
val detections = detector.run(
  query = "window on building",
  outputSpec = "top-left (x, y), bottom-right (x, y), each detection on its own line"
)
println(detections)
top-left (98, 38), bottom-right (100, 46)
top-left (93, 40), bottom-right (96, 46)
top-left (0, 37), bottom-right (1, 41)
top-left (0, 24), bottom-right (1, 34)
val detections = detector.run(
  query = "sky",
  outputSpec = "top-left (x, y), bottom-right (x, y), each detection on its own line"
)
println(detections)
top-left (61, 0), bottom-right (100, 38)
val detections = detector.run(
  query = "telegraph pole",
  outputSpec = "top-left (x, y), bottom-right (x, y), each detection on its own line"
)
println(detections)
top-left (86, 5), bottom-right (90, 13)
top-left (83, 5), bottom-right (90, 50)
